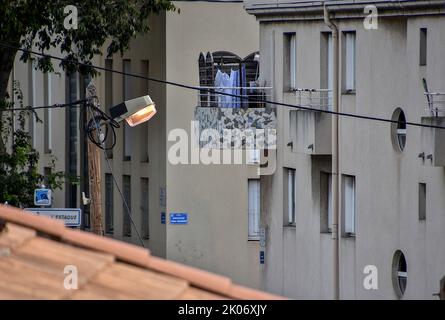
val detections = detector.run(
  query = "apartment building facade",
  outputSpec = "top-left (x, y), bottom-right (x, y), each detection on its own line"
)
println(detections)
top-left (7, 1), bottom-right (263, 289)
top-left (245, 0), bottom-right (445, 299)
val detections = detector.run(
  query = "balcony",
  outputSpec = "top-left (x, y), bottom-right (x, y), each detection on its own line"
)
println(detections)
top-left (420, 90), bottom-right (445, 167)
top-left (194, 86), bottom-right (276, 149)
top-left (288, 88), bottom-right (332, 155)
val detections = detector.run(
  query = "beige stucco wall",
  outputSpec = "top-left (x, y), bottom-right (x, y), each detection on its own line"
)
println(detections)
top-left (165, 1), bottom-right (261, 289)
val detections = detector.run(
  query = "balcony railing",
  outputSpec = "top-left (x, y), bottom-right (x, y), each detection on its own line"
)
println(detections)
top-left (198, 86), bottom-right (272, 109)
top-left (292, 88), bottom-right (332, 111)
top-left (425, 91), bottom-right (445, 117)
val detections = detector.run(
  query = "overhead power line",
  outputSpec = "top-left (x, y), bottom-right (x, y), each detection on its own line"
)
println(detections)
top-left (0, 41), bottom-right (444, 130)
top-left (1, 99), bottom-right (88, 112)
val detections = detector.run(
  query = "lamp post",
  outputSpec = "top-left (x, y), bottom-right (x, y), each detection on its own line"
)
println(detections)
top-left (84, 80), bottom-right (157, 237)
top-left (86, 82), bottom-right (104, 235)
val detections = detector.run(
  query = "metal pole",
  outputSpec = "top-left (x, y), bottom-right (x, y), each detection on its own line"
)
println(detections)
top-left (86, 81), bottom-right (104, 235)
top-left (324, 4), bottom-right (340, 300)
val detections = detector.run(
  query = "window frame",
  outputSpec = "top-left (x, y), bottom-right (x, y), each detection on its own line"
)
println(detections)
top-left (343, 31), bottom-right (356, 94)
top-left (248, 179), bottom-right (261, 241)
top-left (284, 168), bottom-right (296, 226)
top-left (284, 32), bottom-right (297, 91)
top-left (342, 174), bottom-right (356, 237)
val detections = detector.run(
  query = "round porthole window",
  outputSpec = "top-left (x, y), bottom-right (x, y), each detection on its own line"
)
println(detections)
top-left (392, 250), bottom-right (408, 298)
top-left (391, 108), bottom-right (407, 152)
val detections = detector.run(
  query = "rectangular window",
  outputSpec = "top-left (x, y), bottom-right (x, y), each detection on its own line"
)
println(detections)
top-left (248, 179), bottom-right (260, 240)
top-left (343, 175), bottom-right (356, 236)
top-left (105, 174), bottom-right (114, 234)
top-left (140, 60), bottom-right (149, 162)
top-left (419, 183), bottom-right (426, 221)
top-left (123, 175), bottom-right (132, 237)
top-left (321, 32), bottom-right (333, 109)
top-left (43, 167), bottom-right (52, 187)
top-left (44, 72), bottom-right (52, 153)
top-left (344, 32), bottom-right (356, 92)
top-left (320, 172), bottom-right (333, 233)
top-left (123, 60), bottom-right (133, 160)
top-left (28, 61), bottom-right (36, 147)
top-left (284, 33), bottom-right (297, 91)
top-left (420, 28), bottom-right (427, 66)
top-left (141, 178), bottom-right (149, 239)
top-left (105, 59), bottom-right (114, 158)
top-left (66, 72), bottom-right (78, 209)
top-left (284, 168), bottom-right (296, 225)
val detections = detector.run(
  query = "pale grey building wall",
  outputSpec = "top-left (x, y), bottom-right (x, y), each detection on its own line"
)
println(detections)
top-left (247, 1), bottom-right (445, 299)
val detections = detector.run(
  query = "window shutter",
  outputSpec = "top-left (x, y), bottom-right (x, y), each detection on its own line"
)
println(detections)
top-left (248, 180), bottom-right (260, 240)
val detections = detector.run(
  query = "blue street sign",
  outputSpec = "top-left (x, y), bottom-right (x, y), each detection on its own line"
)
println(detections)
top-left (161, 212), bottom-right (166, 224)
top-left (34, 189), bottom-right (52, 206)
top-left (24, 208), bottom-right (81, 227)
top-left (170, 213), bottom-right (188, 225)
top-left (260, 251), bottom-right (265, 264)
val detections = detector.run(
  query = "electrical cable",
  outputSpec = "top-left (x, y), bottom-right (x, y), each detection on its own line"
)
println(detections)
top-left (1, 99), bottom-right (88, 111)
top-left (1, 41), bottom-right (444, 130)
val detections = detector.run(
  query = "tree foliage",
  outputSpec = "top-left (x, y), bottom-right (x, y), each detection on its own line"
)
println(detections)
top-left (0, 81), bottom-right (69, 207)
top-left (0, 1), bottom-right (175, 207)
top-left (0, 0), bottom-right (176, 97)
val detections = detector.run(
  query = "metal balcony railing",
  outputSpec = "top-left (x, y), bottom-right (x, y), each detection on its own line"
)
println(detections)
top-left (425, 91), bottom-right (445, 117)
top-left (198, 86), bottom-right (272, 109)
top-left (292, 88), bottom-right (332, 111)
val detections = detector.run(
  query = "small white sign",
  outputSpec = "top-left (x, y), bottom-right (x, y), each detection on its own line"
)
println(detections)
top-left (24, 208), bottom-right (81, 227)
top-left (34, 189), bottom-right (52, 206)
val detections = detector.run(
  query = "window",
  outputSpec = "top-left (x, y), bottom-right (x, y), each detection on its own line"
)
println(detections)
top-left (105, 174), bottom-right (114, 234)
top-left (44, 72), bottom-right (52, 153)
top-left (344, 32), bottom-right (356, 92)
top-left (141, 178), bottom-right (149, 239)
top-left (123, 60), bottom-right (133, 160)
top-left (320, 172), bottom-right (333, 233)
top-left (392, 250), bottom-right (408, 298)
top-left (420, 28), bottom-right (427, 66)
top-left (123, 175), bottom-right (132, 237)
top-left (43, 167), bottom-right (52, 187)
top-left (284, 168), bottom-right (296, 225)
top-left (284, 33), bottom-right (297, 91)
top-left (321, 32), bottom-right (333, 109)
top-left (28, 61), bottom-right (36, 147)
top-left (105, 59), bottom-right (113, 158)
top-left (248, 179), bottom-right (260, 240)
top-left (419, 183), bottom-right (426, 221)
top-left (66, 72), bottom-right (78, 209)
top-left (342, 175), bottom-right (355, 236)
top-left (391, 108), bottom-right (407, 152)
top-left (140, 60), bottom-right (149, 162)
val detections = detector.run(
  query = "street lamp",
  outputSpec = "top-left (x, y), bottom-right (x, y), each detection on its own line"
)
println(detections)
top-left (85, 82), bottom-right (156, 236)
top-left (109, 95), bottom-right (157, 127)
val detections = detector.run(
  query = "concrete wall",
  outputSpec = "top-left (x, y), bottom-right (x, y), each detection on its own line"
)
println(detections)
top-left (164, 1), bottom-right (261, 289)
top-left (96, 12), bottom-right (167, 258)
top-left (10, 50), bottom-right (68, 209)
top-left (256, 11), bottom-right (445, 299)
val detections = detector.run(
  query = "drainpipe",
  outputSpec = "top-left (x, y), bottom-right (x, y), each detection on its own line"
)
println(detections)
top-left (324, 4), bottom-right (340, 301)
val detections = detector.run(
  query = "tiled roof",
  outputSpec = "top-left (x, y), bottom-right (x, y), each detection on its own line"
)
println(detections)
top-left (0, 205), bottom-right (284, 300)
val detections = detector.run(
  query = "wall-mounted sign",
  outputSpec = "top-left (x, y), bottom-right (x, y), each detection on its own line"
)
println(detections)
top-left (161, 212), bottom-right (166, 224)
top-left (34, 189), bottom-right (52, 206)
top-left (170, 213), bottom-right (188, 225)
top-left (260, 227), bottom-right (266, 248)
top-left (24, 208), bottom-right (81, 227)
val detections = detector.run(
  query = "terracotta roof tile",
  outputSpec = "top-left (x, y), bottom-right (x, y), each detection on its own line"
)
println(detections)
top-left (0, 205), bottom-right (285, 300)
